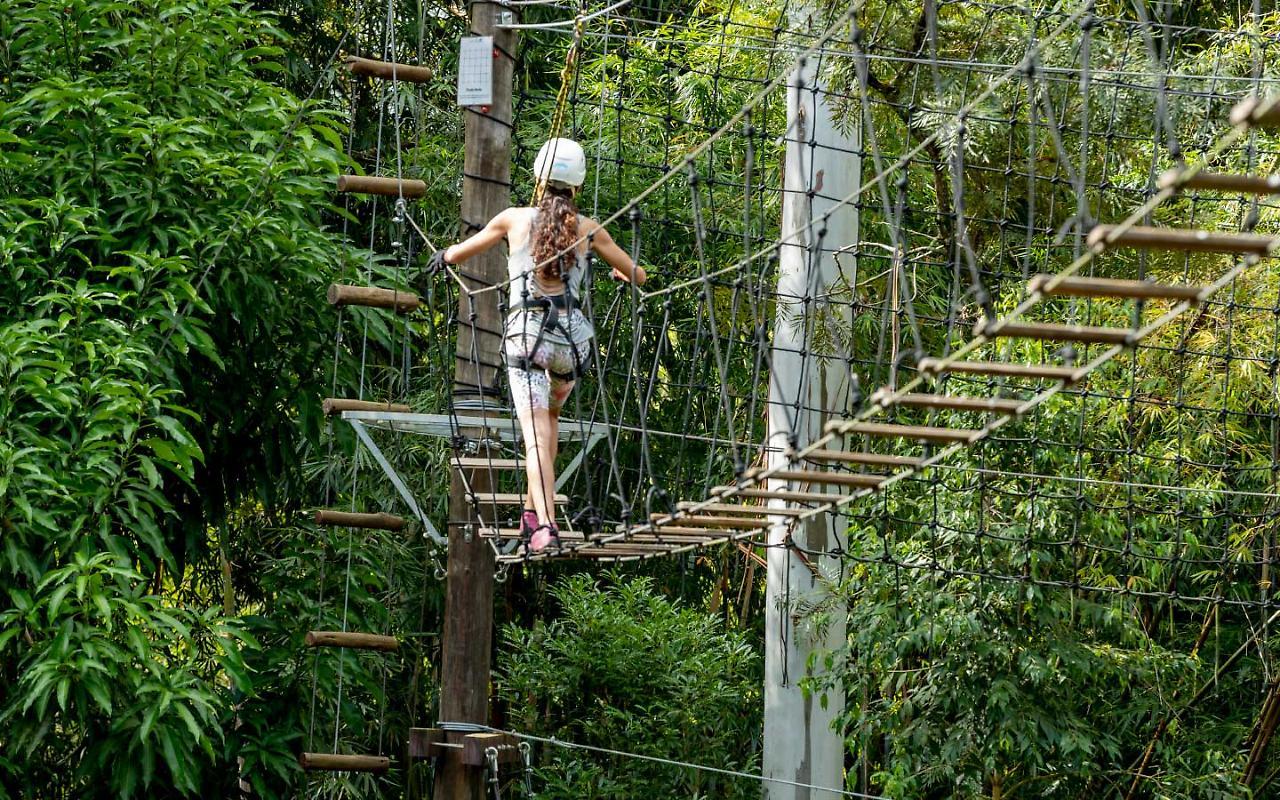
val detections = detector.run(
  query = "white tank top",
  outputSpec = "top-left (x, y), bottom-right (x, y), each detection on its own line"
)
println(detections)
top-left (504, 208), bottom-right (595, 346)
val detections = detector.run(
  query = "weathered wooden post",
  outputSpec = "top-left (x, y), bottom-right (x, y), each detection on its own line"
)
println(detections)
top-left (434, 3), bottom-right (516, 797)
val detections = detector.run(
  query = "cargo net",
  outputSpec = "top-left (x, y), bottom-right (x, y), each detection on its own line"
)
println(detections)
top-left (330, 0), bottom-right (1280, 614)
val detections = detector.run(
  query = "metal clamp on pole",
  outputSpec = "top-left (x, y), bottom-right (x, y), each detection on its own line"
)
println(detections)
top-left (519, 741), bottom-right (533, 795)
top-left (485, 746), bottom-right (502, 800)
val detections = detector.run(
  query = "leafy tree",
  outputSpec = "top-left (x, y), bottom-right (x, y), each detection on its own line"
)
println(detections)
top-left (496, 574), bottom-right (763, 799)
top-left (0, 0), bottom-right (413, 795)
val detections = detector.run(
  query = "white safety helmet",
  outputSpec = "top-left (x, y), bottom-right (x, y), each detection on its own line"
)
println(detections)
top-left (532, 138), bottom-right (587, 188)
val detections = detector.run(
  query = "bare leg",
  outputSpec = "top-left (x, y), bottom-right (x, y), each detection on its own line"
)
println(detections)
top-left (516, 404), bottom-right (558, 528)
top-left (528, 411), bottom-right (564, 512)
top-left (549, 406), bottom-right (562, 466)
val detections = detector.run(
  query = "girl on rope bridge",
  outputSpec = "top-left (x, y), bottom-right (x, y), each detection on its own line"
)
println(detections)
top-left (434, 139), bottom-right (646, 552)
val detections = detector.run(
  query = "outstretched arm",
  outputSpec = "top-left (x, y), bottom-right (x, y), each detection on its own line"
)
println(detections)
top-left (443, 209), bottom-right (513, 264)
top-left (583, 220), bottom-right (647, 286)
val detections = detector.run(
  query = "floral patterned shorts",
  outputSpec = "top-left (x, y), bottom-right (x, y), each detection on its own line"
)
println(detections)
top-left (505, 333), bottom-right (591, 412)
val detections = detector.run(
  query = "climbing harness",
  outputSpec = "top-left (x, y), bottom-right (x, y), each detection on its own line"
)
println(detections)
top-left (506, 290), bottom-right (589, 381)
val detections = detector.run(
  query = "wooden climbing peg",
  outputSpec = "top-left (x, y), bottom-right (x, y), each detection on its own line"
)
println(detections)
top-left (327, 284), bottom-right (422, 314)
top-left (313, 509), bottom-right (406, 531)
top-left (344, 55), bottom-right (433, 84)
top-left (336, 174), bottom-right (428, 198)
top-left (304, 631), bottom-right (400, 651)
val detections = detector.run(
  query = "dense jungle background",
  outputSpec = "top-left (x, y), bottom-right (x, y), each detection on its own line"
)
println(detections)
top-left (3, 0), bottom-right (1280, 797)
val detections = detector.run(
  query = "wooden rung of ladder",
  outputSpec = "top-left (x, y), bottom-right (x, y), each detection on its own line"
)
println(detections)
top-left (976, 320), bottom-right (1133, 346)
top-left (314, 509), bottom-right (406, 531)
top-left (566, 548), bottom-right (656, 559)
top-left (650, 514), bottom-right (771, 529)
top-left (712, 486), bottom-right (848, 505)
top-left (305, 630), bottom-right (400, 651)
top-left (581, 537), bottom-right (686, 550)
top-left (1158, 169), bottom-right (1280, 195)
top-left (299, 753), bottom-right (390, 772)
top-left (917, 357), bottom-right (1079, 382)
top-left (802, 450), bottom-right (925, 468)
top-left (336, 174), bottom-right (427, 198)
top-left (870, 389), bottom-right (1023, 415)
top-left (628, 534), bottom-right (727, 545)
top-left (479, 528), bottom-right (586, 541)
top-left (630, 527), bottom-right (744, 539)
top-left (468, 492), bottom-right (568, 505)
top-left (1229, 96), bottom-right (1280, 128)
top-left (328, 283), bottom-right (421, 314)
top-left (826, 420), bottom-right (981, 444)
top-left (751, 468), bottom-right (885, 489)
top-left (624, 527), bottom-right (734, 540)
top-left (1085, 225), bottom-right (1278, 257)
top-left (453, 457), bottom-right (522, 470)
top-left (1027, 273), bottom-right (1203, 303)
top-left (323, 398), bottom-right (411, 416)
top-left (344, 55), bottom-right (433, 84)
top-left (678, 501), bottom-right (807, 517)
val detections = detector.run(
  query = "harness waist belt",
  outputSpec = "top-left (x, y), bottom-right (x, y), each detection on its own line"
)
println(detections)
top-left (506, 292), bottom-right (588, 381)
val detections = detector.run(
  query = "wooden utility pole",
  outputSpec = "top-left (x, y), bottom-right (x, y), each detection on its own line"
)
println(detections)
top-left (762, 12), bottom-right (860, 799)
top-left (435, 2), bottom-right (515, 798)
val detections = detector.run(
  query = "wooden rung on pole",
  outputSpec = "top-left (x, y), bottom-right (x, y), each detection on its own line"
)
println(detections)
top-left (336, 174), bottom-right (428, 198)
top-left (802, 450), bottom-right (925, 468)
top-left (976, 320), bottom-right (1134, 346)
top-left (1027, 273), bottom-right (1204, 303)
top-left (870, 389), bottom-right (1023, 415)
top-left (313, 509), bottom-right (406, 531)
top-left (1229, 96), bottom-right (1280, 128)
top-left (468, 493), bottom-right (568, 505)
top-left (344, 55), bottom-right (433, 84)
top-left (1085, 225), bottom-right (1278, 256)
top-left (826, 421), bottom-right (981, 444)
top-left (677, 501), bottom-right (808, 517)
top-left (712, 486), bottom-right (849, 505)
top-left (305, 631), bottom-right (400, 651)
top-left (323, 398), bottom-right (411, 416)
top-left (453, 457), bottom-right (522, 470)
top-left (327, 283), bottom-right (422, 314)
top-left (650, 514), bottom-right (771, 529)
top-left (299, 753), bottom-right (391, 773)
top-left (917, 358), bottom-right (1079, 382)
top-left (1158, 169), bottom-right (1280, 195)
top-left (479, 528), bottom-right (586, 541)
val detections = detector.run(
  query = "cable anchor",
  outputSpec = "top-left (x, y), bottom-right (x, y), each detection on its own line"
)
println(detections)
top-left (485, 746), bottom-right (502, 800)
top-left (518, 741), bottom-right (533, 795)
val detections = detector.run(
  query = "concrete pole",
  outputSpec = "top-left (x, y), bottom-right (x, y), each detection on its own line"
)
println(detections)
top-left (762, 27), bottom-right (861, 800)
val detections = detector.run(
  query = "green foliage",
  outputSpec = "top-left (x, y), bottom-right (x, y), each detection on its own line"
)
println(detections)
top-left (497, 574), bottom-right (762, 799)
top-left (0, 0), bottom-right (403, 795)
top-left (823, 555), bottom-right (1254, 798)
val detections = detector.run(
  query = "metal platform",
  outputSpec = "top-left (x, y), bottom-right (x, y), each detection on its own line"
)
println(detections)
top-left (339, 410), bottom-right (610, 550)
top-left (340, 411), bottom-right (609, 443)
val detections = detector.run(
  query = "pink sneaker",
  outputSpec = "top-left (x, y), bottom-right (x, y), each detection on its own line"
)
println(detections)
top-left (529, 524), bottom-right (561, 553)
top-left (519, 509), bottom-right (539, 544)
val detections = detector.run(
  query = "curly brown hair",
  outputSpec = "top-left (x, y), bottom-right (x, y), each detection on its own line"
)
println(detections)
top-left (530, 185), bottom-right (578, 284)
